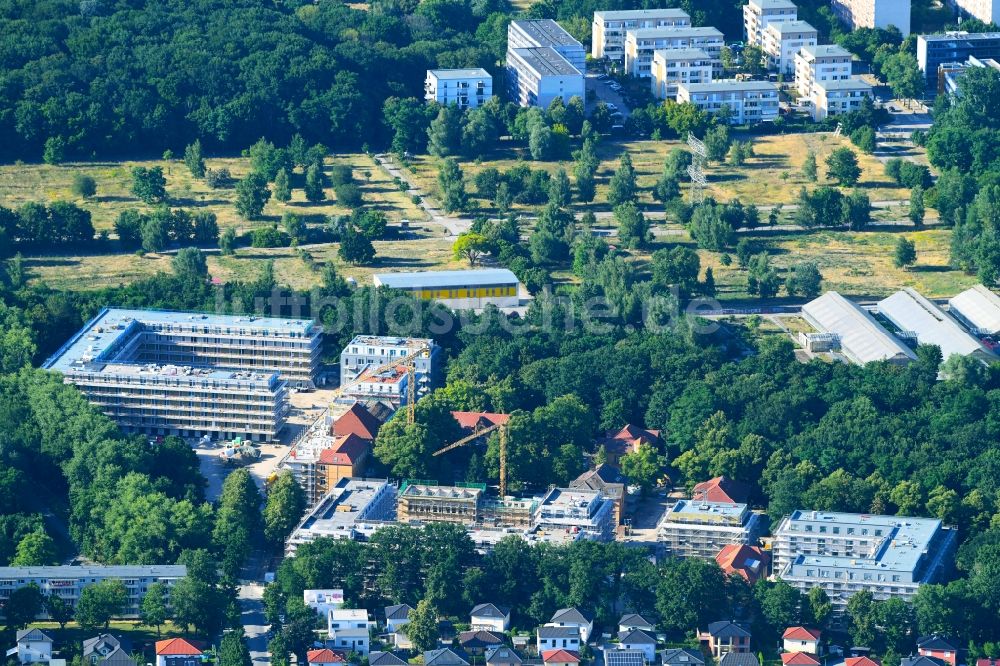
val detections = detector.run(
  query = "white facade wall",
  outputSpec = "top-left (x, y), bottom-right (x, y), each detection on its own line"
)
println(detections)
top-left (810, 79), bottom-right (873, 120)
top-left (762, 22), bottom-right (818, 74)
top-left (425, 70), bottom-right (493, 109)
top-left (744, 0), bottom-right (799, 46)
top-left (794, 47), bottom-right (853, 98)
top-left (951, 0), bottom-right (1000, 23)
top-left (831, 0), bottom-right (911, 35)
top-left (591, 9), bottom-right (691, 60)
top-left (651, 49), bottom-right (714, 99)
top-left (676, 81), bottom-right (780, 124)
top-left (624, 27), bottom-right (724, 77)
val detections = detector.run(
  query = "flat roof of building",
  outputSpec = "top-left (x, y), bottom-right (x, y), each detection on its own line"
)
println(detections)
top-left (653, 47), bottom-right (711, 61)
top-left (802, 291), bottom-right (916, 365)
top-left (918, 30), bottom-right (1000, 43)
top-left (297, 478), bottom-right (393, 532)
top-left (0, 565), bottom-right (187, 578)
top-left (782, 510), bottom-right (947, 573)
top-left (509, 46), bottom-right (582, 76)
top-left (510, 19), bottom-right (582, 48)
top-left (747, 0), bottom-right (798, 9)
top-left (878, 288), bottom-right (993, 360)
top-left (44, 307), bottom-right (316, 375)
top-left (374, 268), bottom-right (520, 290)
top-left (400, 483), bottom-right (483, 500)
top-left (627, 25), bottom-right (724, 40)
top-left (799, 44), bottom-right (853, 59)
top-left (345, 335), bottom-right (435, 349)
top-left (814, 77), bottom-right (873, 91)
top-left (594, 8), bottom-right (690, 20)
top-left (767, 20), bottom-right (817, 34)
top-left (428, 68), bottom-right (492, 79)
top-left (949, 284), bottom-right (1000, 334)
top-left (680, 79), bottom-right (778, 93)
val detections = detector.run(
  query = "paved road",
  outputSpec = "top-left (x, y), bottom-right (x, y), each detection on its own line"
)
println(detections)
top-left (239, 583), bottom-right (270, 666)
top-left (374, 154), bottom-right (473, 237)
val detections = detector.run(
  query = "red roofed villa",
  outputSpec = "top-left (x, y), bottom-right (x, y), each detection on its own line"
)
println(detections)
top-left (692, 476), bottom-right (750, 504)
top-left (332, 402), bottom-right (383, 440)
top-left (846, 657), bottom-right (882, 666)
top-left (541, 650), bottom-right (581, 666)
top-left (308, 649), bottom-right (347, 666)
top-left (452, 411), bottom-right (510, 432)
top-left (315, 433), bottom-right (371, 499)
top-left (782, 627), bottom-right (821, 655)
top-left (716, 544), bottom-right (769, 584)
top-left (155, 639), bottom-right (203, 666)
top-left (781, 654), bottom-right (820, 666)
top-left (597, 424), bottom-right (662, 465)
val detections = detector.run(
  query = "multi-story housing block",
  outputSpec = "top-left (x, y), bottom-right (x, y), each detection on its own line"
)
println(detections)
top-left (657, 500), bottom-right (766, 559)
top-left (917, 31), bottom-right (1000, 85)
top-left (285, 478), bottom-right (397, 554)
top-left (340, 335), bottom-right (439, 402)
top-left (762, 20), bottom-right (817, 74)
top-left (624, 26), bottom-right (725, 77)
top-left (425, 69), bottom-right (493, 109)
top-left (507, 20), bottom-right (585, 107)
top-left (831, 0), bottom-right (911, 35)
top-left (591, 9), bottom-right (691, 61)
top-left (0, 566), bottom-right (186, 619)
top-left (744, 0), bottom-right (799, 46)
top-left (534, 488), bottom-right (615, 541)
top-left (773, 511), bottom-right (958, 612)
top-left (676, 80), bottom-right (780, 124)
top-left (807, 77), bottom-right (874, 120)
top-left (949, 0), bottom-right (1000, 24)
top-left (43, 308), bottom-right (322, 441)
top-left (651, 48), bottom-right (714, 99)
top-left (794, 44), bottom-right (854, 98)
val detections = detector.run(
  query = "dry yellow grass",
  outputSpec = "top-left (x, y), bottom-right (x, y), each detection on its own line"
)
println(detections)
top-left (0, 153), bottom-right (427, 233)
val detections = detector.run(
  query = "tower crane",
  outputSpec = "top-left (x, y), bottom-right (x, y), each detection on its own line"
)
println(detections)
top-left (432, 419), bottom-right (509, 498)
top-left (333, 345), bottom-right (431, 424)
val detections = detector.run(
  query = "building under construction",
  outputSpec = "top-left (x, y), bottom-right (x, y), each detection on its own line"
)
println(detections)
top-left (397, 481), bottom-right (535, 527)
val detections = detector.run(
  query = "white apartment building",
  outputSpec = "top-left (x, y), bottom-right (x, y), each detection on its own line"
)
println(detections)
top-left (950, 0), bottom-right (1000, 23)
top-left (651, 48), bottom-right (714, 99)
top-left (773, 510), bottom-right (957, 612)
top-left (794, 44), bottom-right (854, 98)
top-left (656, 500), bottom-right (766, 559)
top-left (425, 69), bottom-right (493, 109)
top-left (744, 0), bottom-right (799, 46)
top-left (762, 20), bottom-right (818, 75)
top-left (624, 26), bottom-right (725, 77)
top-left (340, 335), bottom-right (439, 395)
top-left (507, 20), bottom-right (585, 108)
top-left (808, 77), bottom-right (874, 120)
top-left (591, 8), bottom-right (691, 61)
top-left (831, 0), bottom-right (911, 35)
top-left (676, 79), bottom-right (780, 124)
top-left (0, 565), bottom-right (186, 619)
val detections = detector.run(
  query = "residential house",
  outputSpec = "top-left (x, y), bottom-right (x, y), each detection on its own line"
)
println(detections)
top-left (328, 609), bottom-right (372, 633)
top-left (743, 0), bottom-right (798, 46)
top-left (716, 544), bottom-right (769, 584)
top-left (902, 657), bottom-right (948, 666)
top-left (83, 635), bottom-right (135, 666)
top-left (761, 20), bottom-right (818, 75)
top-left (617, 630), bottom-right (658, 662)
top-left (154, 639), bottom-right (203, 666)
top-left (471, 603), bottom-right (512, 632)
top-left (846, 658), bottom-right (881, 666)
top-left (305, 590), bottom-right (344, 618)
top-left (607, 651), bottom-right (646, 666)
top-left (307, 649), bottom-right (347, 666)
top-left (543, 650), bottom-right (581, 666)
top-left (572, 465), bottom-right (632, 525)
top-left (591, 8), bottom-right (692, 61)
top-left (547, 608), bottom-right (594, 642)
top-left (720, 655), bottom-right (760, 666)
top-left (370, 653), bottom-right (408, 666)
top-left (692, 477), bottom-right (750, 504)
top-left (6, 630), bottom-right (53, 664)
top-left (328, 629), bottom-right (369, 657)
top-left (698, 622), bottom-right (751, 659)
top-left (425, 69), bottom-right (494, 109)
top-left (332, 402), bottom-right (383, 440)
top-left (460, 631), bottom-right (506, 656)
top-left (781, 655), bottom-right (820, 666)
top-left (597, 425), bottom-right (662, 466)
top-left (537, 627), bottom-right (581, 653)
top-left (650, 48), bottom-right (714, 100)
top-left (661, 648), bottom-right (705, 666)
top-left (384, 604), bottom-right (414, 649)
top-left (675, 80), bottom-right (780, 124)
top-left (917, 637), bottom-right (960, 666)
top-left (618, 614), bottom-right (656, 634)
top-left (424, 649), bottom-right (471, 666)
top-left (486, 647), bottom-right (524, 666)
top-left (315, 434), bottom-right (371, 498)
top-left (782, 628), bottom-right (821, 656)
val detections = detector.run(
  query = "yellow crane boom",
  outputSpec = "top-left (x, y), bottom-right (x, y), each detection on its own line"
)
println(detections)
top-left (432, 420), bottom-right (509, 498)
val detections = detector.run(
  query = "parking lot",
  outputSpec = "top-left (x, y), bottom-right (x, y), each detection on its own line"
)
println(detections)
top-left (586, 72), bottom-right (631, 121)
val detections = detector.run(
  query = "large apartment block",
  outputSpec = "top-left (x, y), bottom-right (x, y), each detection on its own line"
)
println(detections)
top-left (506, 20), bottom-right (585, 108)
top-left (773, 511), bottom-right (958, 611)
top-left (656, 500), bottom-right (766, 559)
top-left (807, 78), bottom-right (874, 120)
top-left (761, 20), bottom-right (817, 75)
top-left (43, 308), bottom-right (323, 441)
top-left (794, 44), bottom-right (854, 98)
top-left (917, 31), bottom-right (1000, 85)
top-left (677, 80), bottom-right (780, 124)
top-left (651, 48), bottom-right (714, 100)
top-left (340, 335), bottom-right (440, 398)
top-left (831, 0), bottom-right (911, 35)
top-left (624, 26), bottom-right (725, 78)
top-left (425, 69), bottom-right (493, 109)
top-left (591, 9), bottom-right (691, 61)
top-left (0, 566), bottom-right (186, 619)
top-left (744, 0), bottom-right (799, 46)
top-left (949, 0), bottom-right (1000, 24)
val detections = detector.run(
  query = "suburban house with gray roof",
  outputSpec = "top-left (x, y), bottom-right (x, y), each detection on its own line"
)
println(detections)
top-left (471, 603), bottom-right (511, 632)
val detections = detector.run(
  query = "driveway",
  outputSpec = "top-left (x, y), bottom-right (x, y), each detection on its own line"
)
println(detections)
top-left (374, 154), bottom-right (474, 237)
top-left (586, 73), bottom-right (631, 118)
top-left (239, 583), bottom-right (270, 666)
